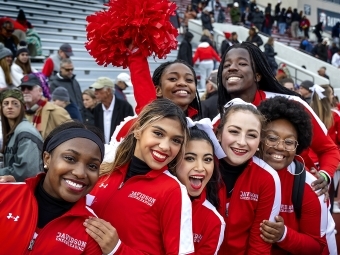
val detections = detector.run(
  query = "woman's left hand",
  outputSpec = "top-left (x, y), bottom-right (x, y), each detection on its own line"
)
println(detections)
top-left (84, 217), bottom-right (119, 255)
top-left (260, 216), bottom-right (285, 243)
top-left (0, 175), bottom-right (16, 182)
top-left (310, 168), bottom-right (329, 202)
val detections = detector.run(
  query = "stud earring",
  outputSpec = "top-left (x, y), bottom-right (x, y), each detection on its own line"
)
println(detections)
top-left (44, 164), bottom-right (48, 169)
top-left (256, 148), bottom-right (259, 151)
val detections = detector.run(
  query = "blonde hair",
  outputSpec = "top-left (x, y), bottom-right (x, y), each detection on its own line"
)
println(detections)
top-left (100, 99), bottom-right (189, 176)
top-left (310, 84), bottom-right (334, 129)
top-left (0, 58), bottom-right (12, 86)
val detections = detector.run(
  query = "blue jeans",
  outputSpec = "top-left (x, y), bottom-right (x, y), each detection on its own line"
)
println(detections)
top-left (263, 27), bottom-right (271, 36)
top-left (279, 23), bottom-right (286, 35)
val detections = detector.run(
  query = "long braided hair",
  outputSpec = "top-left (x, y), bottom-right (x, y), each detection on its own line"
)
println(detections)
top-left (152, 59), bottom-right (202, 120)
top-left (217, 42), bottom-right (300, 115)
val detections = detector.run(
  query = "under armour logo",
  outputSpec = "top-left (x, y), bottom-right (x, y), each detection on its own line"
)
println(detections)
top-left (7, 213), bottom-right (19, 221)
top-left (99, 183), bottom-right (108, 188)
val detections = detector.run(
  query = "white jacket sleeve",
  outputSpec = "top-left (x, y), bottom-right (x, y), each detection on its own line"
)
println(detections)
top-left (0, 67), bottom-right (7, 88)
top-left (10, 63), bottom-right (24, 87)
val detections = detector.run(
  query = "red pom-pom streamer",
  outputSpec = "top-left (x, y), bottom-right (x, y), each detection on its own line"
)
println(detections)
top-left (85, 0), bottom-right (178, 68)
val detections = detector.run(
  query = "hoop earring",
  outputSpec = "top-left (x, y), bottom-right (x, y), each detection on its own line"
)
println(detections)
top-left (292, 155), bottom-right (305, 176)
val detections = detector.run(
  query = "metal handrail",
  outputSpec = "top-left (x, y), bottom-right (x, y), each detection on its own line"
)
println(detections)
top-left (277, 61), bottom-right (315, 84)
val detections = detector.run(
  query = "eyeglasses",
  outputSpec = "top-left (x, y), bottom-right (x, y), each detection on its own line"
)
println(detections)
top-left (264, 134), bottom-right (298, 151)
top-left (62, 67), bottom-right (74, 72)
top-left (20, 86), bottom-right (33, 91)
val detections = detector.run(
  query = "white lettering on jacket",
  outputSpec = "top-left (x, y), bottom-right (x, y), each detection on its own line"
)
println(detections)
top-left (7, 213), bottom-right (19, 221)
top-left (193, 233), bottom-right (203, 243)
top-left (56, 232), bottom-right (87, 251)
top-left (280, 204), bottom-right (294, 213)
top-left (99, 183), bottom-right (108, 188)
top-left (128, 191), bottom-right (156, 206)
top-left (240, 191), bottom-right (259, 201)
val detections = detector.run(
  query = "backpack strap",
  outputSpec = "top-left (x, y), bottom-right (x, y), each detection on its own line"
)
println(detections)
top-left (292, 159), bottom-right (306, 220)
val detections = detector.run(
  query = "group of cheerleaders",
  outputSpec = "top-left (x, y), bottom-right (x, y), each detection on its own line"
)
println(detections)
top-left (0, 42), bottom-right (339, 254)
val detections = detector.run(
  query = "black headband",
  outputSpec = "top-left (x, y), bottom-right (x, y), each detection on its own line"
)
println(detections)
top-left (45, 128), bottom-right (105, 161)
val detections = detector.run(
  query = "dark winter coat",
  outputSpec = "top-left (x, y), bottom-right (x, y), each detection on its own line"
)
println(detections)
top-left (201, 12), bottom-right (213, 31)
top-left (246, 34), bottom-right (263, 47)
top-left (264, 43), bottom-right (278, 71)
top-left (201, 91), bottom-right (218, 120)
top-left (177, 32), bottom-right (194, 66)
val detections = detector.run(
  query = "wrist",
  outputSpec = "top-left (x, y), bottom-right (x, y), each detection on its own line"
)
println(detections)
top-left (319, 172), bottom-right (329, 183)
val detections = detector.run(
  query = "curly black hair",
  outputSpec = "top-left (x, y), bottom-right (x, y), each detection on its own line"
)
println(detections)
top-left (217, 42), bottom-right (301, 115)
top-left (152, 59), bottom-right (202, 120)
top-left (257, 96), bottom-right (312, 154)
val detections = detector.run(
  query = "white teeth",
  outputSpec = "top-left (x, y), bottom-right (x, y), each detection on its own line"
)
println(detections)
top-left (233, 148), bottom-right (247, 153)
top-left (153, 151), bottom-right (166, 159)
top-left (272, 154), bottom-right (284, 159)
top-left (175, 90), bottom-right (188, 95)
top-left (190, 176), bottom-right (204, 179)
top-left (228, 77), bottom-right (241, 82)
top-left (65, 180), bottom-right (84, 189)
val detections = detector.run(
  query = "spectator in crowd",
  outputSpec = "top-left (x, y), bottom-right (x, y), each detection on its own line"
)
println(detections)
top-left (250, 6), bottom-right (264, 32)
top-left (229, 31), bottom-right (240, 45)
top-left (0, 88), bottom-right (43, 182)
top-left (241, 6), bottom-right (252, 27)
top-left (263, 37), bottom-right (278, 75)
top-left (52, 87), bottom-right (82, 122)
top-left (41, 43), bottom-right (74, 79)
top-left (265, 3), bottom-right (271, 14)
top-left (0, 121), bottom-right (105, 254)
top-left (276, 62), bottom-right (291, 82)
top-left (220, 32), bottom-right (240, 56)
top-left (0, 21), bottom-right (19, 57)
top-left (201, 6), bottom-right (214, 34)
top-left (298, 80), bottom-right (313, 104)
top-left (177, 31), bottom-right (194, 66)
top-left (313, 38), bottom-right (329, 62)
top-left (317, 66), bottom-right (330, 80)
top-left (0, 43), bottom-right (13, 88)
top-left (184, 4), bottom-right (197, 32)
top-left (19, 73), bottom-right (71, 139)
top-left (274, 0), bottom-right (282, 25)
top-left (313, 22), bottom-right (324, 43)
top-left (230, 2), bottom-right (241, 25)
top-left (299, 37), bottom-right (313, 53)
top-left (193, 41), bottom-right (221, 89)
top-left (290, 8), bottom-right (301, 39)
top-left (330, 42), bottom-right (340, 59)
top-left (200, 29), bottom-right (216, 51)
top-left (285, 7), bottom-right (293, 32)
top-left (245, 27), bottom-right (263, 47)
top-left (114, 72), bottom-right (132, 101)
top-left (331, 48), bottom-right (340, 68)
top-left (215, 1), bottom-right (226, 23)
top-left (279, 77), bottom-right (295, 91)
top-left (49, 59), bottom-right (83, 115)
top-left (262, 11), bottom-right (274, 36)
top-left (201, 70), bottom-right (218, 120)
top-left (249, 0), bottom-right (257, 13)
top-left (277, 8), bottom-right (286, 35)
top-left (300, 16), bottom-right (310, 39)
top-left (11, 41), bottom-right (37, 87)
top-left (332, 22), bottom-right (340, 47)
top-left (82, 89), bottom-right (97, 125)
top-left (90, 77), bottom-right (134, 144)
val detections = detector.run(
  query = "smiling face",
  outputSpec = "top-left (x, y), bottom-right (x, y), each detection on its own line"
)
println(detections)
top-left (134, 117), bottom-right (184, 170)
top-left (262, 119), bottom-right (297, 170)
top-left (156, 63), bottom-right (196, 111)
top-left (176, 139), bottom-right (214, 197)
top-left (221, 48), bottom-right (259, 99)
top-left (43, 138), bottom-right (101, 203)
top-left (219, 110), bottom-right (261, 166)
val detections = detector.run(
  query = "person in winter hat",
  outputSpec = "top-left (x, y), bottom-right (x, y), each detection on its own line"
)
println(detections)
top-left (0, 43), bottom-right (13, 88)
top-left (52, 87), bottom-right (82, 122)
top-left (11, 41), bottom-right (37, 87)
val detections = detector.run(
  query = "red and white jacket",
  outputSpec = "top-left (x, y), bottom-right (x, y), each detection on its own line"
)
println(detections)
top-left (217, 157), bottom-right (281, 255)
top-left (90, 164), bottom-right (194, 255)
top-left (0, 174), bottom-right (102, 255)
top-left (192, 189), bottom-right (225, 254)
top-left (272, 162), bottom-right (331, 255)
top-left (212, 90), bottom-right (340, 179)
top-left (192, 42), bottom-right (221, 64)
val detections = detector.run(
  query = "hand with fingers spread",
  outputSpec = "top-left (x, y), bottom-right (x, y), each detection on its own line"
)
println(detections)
top-left (84, 217), bottom-right (119, 255)
top-left (0, 175), bottom-right (16, 183)
top-left (310, 168), bottom-right (329, 202)
top-left (260, 215), bottom-right (285, 243)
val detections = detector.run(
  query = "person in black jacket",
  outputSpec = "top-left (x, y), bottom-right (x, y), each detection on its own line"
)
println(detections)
top-left (201, 6), bottom-right (213, 33)
top-left (177, 31), bottom-right (194, 66)
top-left (90, 77), bottom-right (134, 144)
top-left (263, 37), bottom-right (278, 75)
top-left (245, 27), bottom-right (263, 47)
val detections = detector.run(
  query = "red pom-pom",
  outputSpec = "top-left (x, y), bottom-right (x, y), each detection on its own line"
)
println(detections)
top-left (85, 0), bottom-right (178, 68)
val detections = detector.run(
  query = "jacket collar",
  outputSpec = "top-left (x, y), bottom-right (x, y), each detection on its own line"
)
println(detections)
top-left (118, 162), bottom-right (169, 179)
top-left (251, 89), bottom-right (266, 106)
